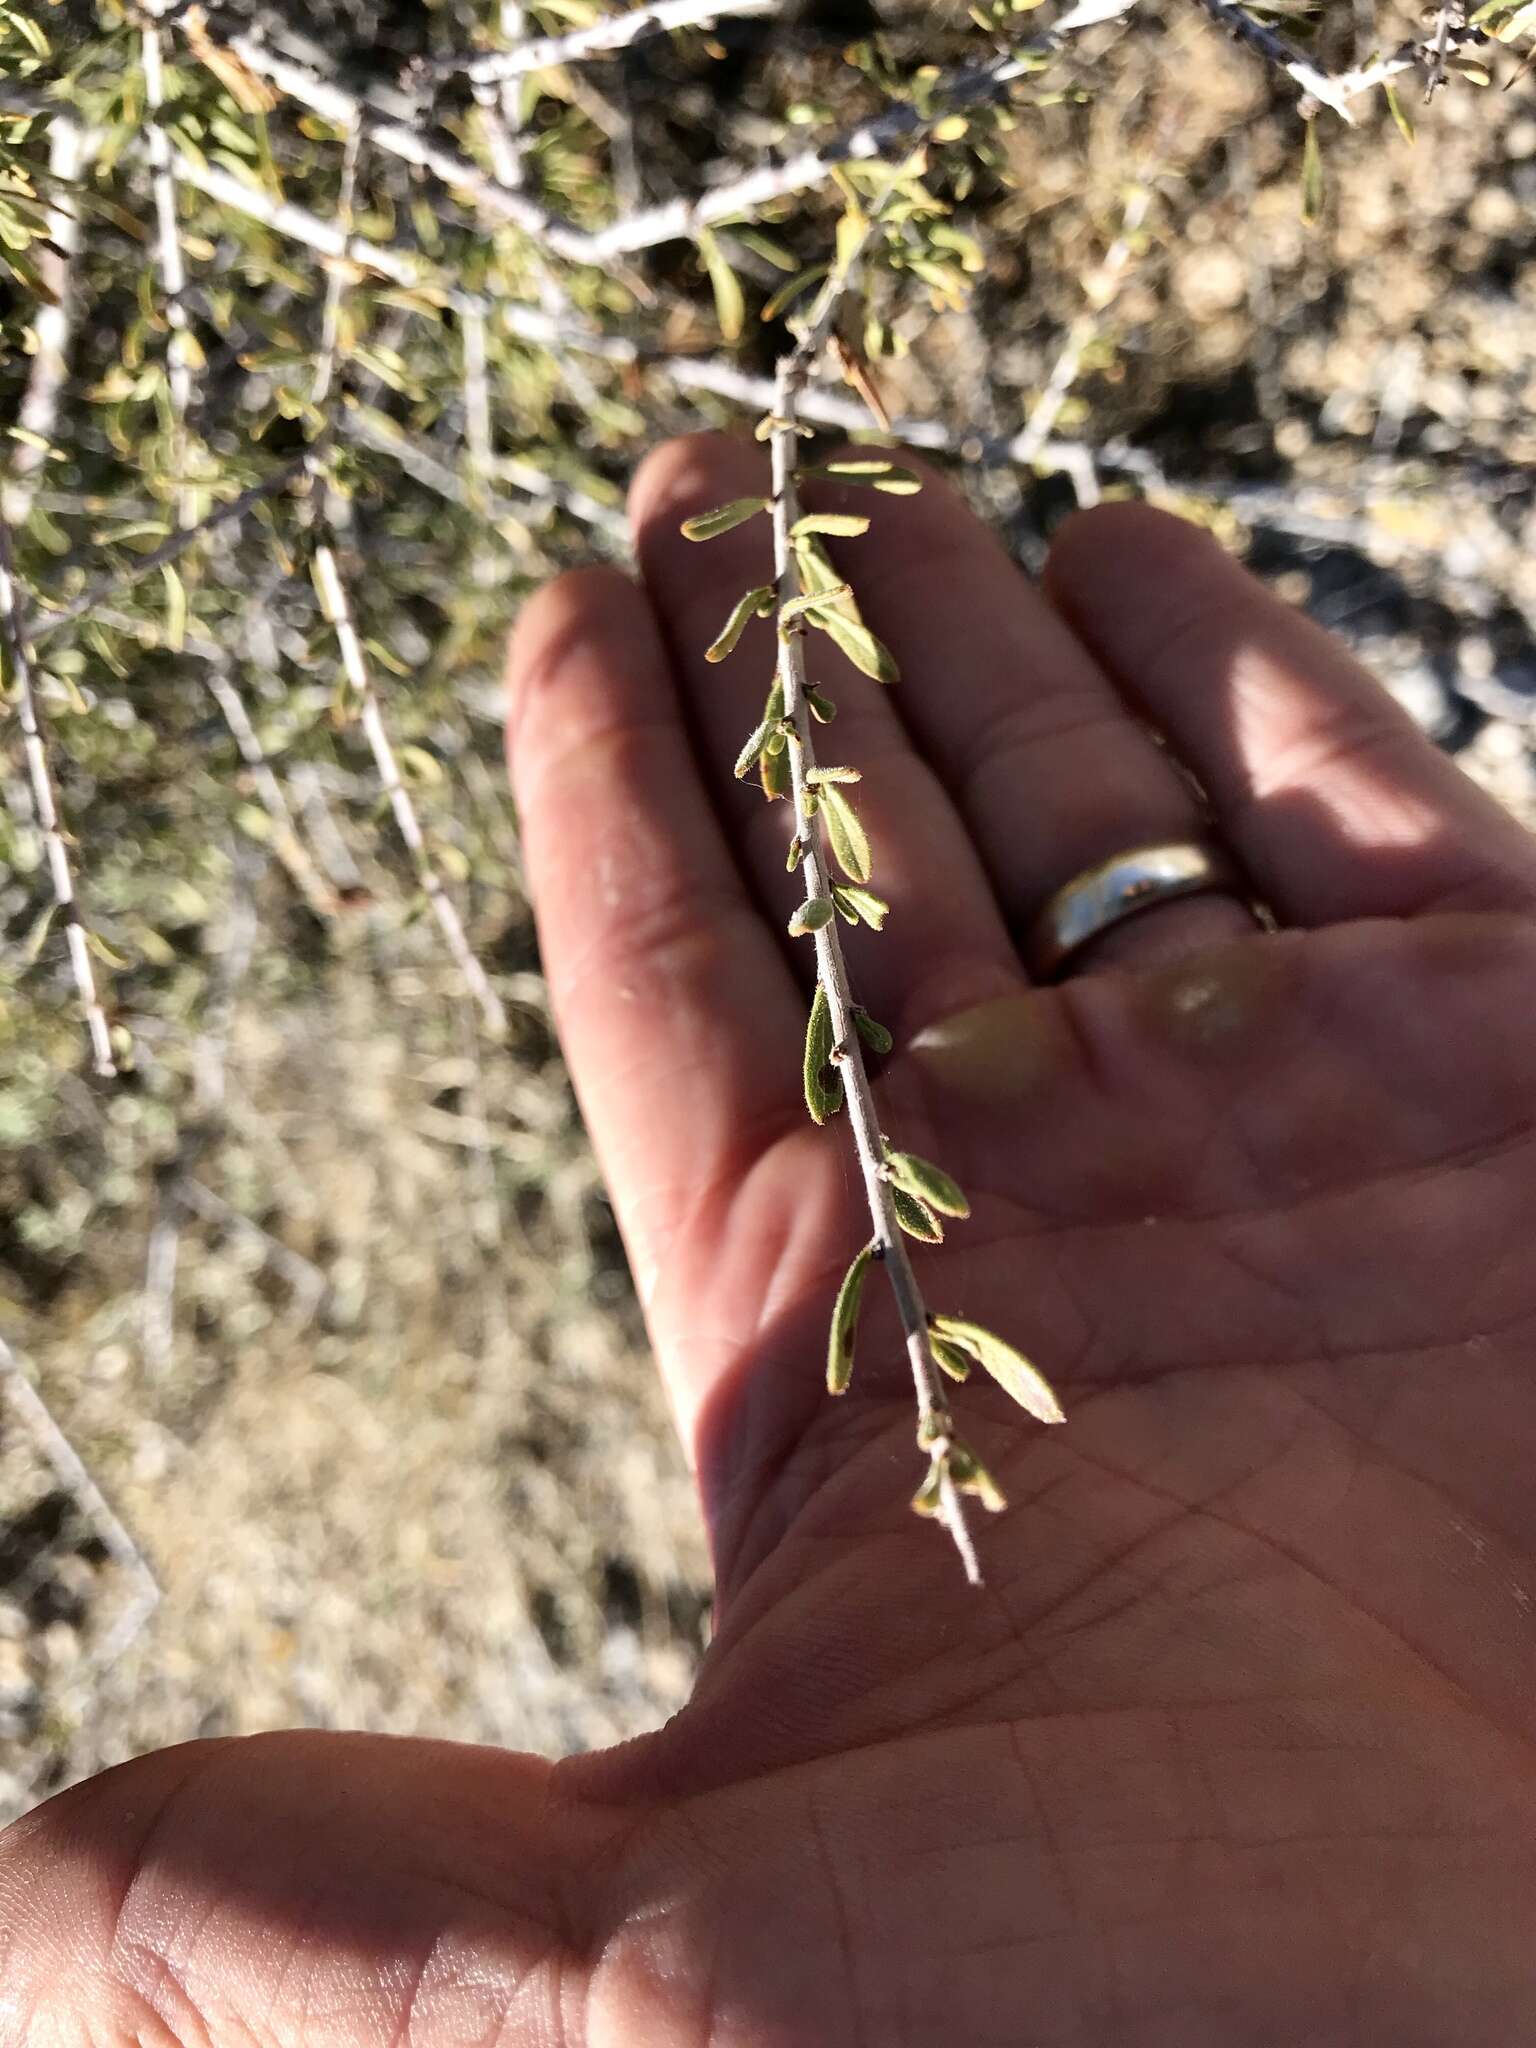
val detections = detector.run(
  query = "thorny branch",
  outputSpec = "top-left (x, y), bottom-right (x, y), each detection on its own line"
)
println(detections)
top-left (3, 117), bottom-right (89, 529)
top-left (423, 0), bottom-right (781, 86)
top-left (0, 512), bottom-right (118, 1077)
top-left (300, 130), bottom-right (508, 1038)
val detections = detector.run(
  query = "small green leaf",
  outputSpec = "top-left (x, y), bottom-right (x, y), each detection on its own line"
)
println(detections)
top-left (733, 679), bottom-right (785, 778)
top-left (813, 458), bottom-right (923, 495)
top-left (706, 584), bottom-right (774, 663)
top-left (892, 1187), bottom-right (943, 1243)
top-left (788, 895), bottom-right (835, 936)
top-left (803, 982), bottom-right (844, 1126)
top-left (931, 1335), bottom-right (973, 1383)
top-left (1383, 80), bottom-right (1414, 143)
top-left (807, 688), bottom-right (837, 723)
top-left (827, 1240), bottom-right (874, 1394)
top-left (781, 583), bottom-right (854, 623)
top-left (949, 1442), bottom-right (1007, 1512)
top-left (816, 608), bottom-right (901, 683)
top-left (761, 263), bottom-right (829, 322)
top-left (910, 1456), bottom-right (946, 1517)
top-left (853, 1006), bottom-right (893, 1054)
top-left (760, 742), bottom-right (791, 800)
top-left (833, 885), bottom-right (889, 931)
top-left (786, 834), bottom-right (805, 871)
top-left (1300, 120), bottom-right (1324, 226)
top-left (929, 1315), bottom-right (1065, 1425)
top-left (805, 764), bottom-right (860, 785)
top-left (161, 562), bottom-right (187, 653)
top-left (85, 929), bottom-right (130, 969)
top-left (790, 512), bottom-right (872, 539)
top-left (697, 226), bottom-right (746, 341)
top-left (681, 497), bottom-right (770, 541)
top-left (819, 785), bottom-right (871, 884)
top-left (885, 1150), bottom-right (970, 1220)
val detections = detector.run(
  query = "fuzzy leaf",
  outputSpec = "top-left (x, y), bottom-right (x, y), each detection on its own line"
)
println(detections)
top-left (886, 1150), bottom-right (970, 1220)
top-left (892, 1187), bottom-right (943, 1243)
top-left (819, 784), bottom-right (871, 884)
top-left (832, 885), bottom-right (889, 931)
top-left (806, 764), bottom-right (861, 785)
top-left (910, 1457), bottom-right (946, 1517)
top-left (760, 743), bottom-right (791, 800)
top-left (949, 1443), bottom-right (1007, 1512)
top-left (853, 1006), bottom-right (893, 1055)
top-left (733, 679), bottom-right (785, 777)
top-left (826, 1240), bottom-right (874, 1394)
top-left (761, 263), bottom-right (829, 322)
top-left (929, 1315), bottom-right (1065, 1425)
top-left (681, 497), bottom-right (769, 541)
top-left (803, 982), bottom-right (844, 1126)
top-left (788, 895), bottom-right (835, 936)
top-left (781, 583), bottom-right (855, 623)
top-left (790, 512), bottom-right (872, 539)
top-left (786, 834), bottom-right (805, 871)
top-left (816, 607), bottom-right (901, 683)
top-left (931, 1335), bottom-right (973, 1383)
top-left (706, 584), bottom-right (774, 663)
top-left (697, 226), bottom-right (746, 341)
top-left (807, 688), bottom-right (837, 723)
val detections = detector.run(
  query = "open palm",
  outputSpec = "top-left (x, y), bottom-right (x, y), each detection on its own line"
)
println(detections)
top-left (7, 437), bottom-right (1536, 2046)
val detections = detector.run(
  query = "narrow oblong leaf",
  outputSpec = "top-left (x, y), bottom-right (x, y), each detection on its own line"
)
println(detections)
top-left (734, 679), bottom-right (785, 777)
top-left (931, 1335), bottom-right (973, 1383)
top-left (819, 784), bottom-right (871, 884)
top-left (807, 688), bottom-right (837, 722)
top-left (816, 607), bottom-right (901, 683)
top-left (788, 895), bottom-right (835, 936)
top-left (790, 512), bottom-right (872, 539)
top-left (892, 1187), bottom-right (943, 1243)
top-left (803, 982), bottom-right (844, 1126)
top-left (833, 885), bottom-right (889, 931)
top-left (885, 1150), bottom-right (970, 1220)
top-left (697, 226), bottom-right (746, 342)
top-left (1300, 120), bottom-right (1324, 226)
top-left (761, 262), bottom-right (830, 322)
top-left (853, 1006), bottom-right (893, 1055)
top-left (781, 583), bottom-right (855, 623)
top-left (929, 1314), bottom-right (1065, 1425)
top-left (806, 764), bottom-right (861, 785)
top-left (827, 1240), bottom-right (874, 1394)
top-left (786, 834), bottom-right (805, 871)
top-left (760, 743), bottom-right (791, 800)
top-left (910, 1457), bottom-right (946, 1517)
top-left (948, 1443), bottom-right (1007, 1512)
top-left (706, 584), bottom-right (774, 663)
top-left (681, 497), bottom-right (769, 542)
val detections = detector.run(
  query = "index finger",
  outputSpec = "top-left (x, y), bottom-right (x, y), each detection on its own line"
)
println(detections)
top-left (506, 565), bottom-right (804, 1325)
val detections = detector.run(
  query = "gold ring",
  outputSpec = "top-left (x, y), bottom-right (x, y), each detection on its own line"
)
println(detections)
top-left (1025, 839), bottom-right (1249, 980)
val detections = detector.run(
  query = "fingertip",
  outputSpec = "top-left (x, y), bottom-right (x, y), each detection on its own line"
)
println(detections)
top-left (504, 564), bottom-right (649, 764)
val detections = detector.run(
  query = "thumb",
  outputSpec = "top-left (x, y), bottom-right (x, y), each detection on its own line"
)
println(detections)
top-left (0, 1730), bottom-right (614, 2046)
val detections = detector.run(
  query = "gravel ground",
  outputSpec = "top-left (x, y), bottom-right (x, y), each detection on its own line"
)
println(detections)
top-left (6, 1), bottom-right (1536, 1825)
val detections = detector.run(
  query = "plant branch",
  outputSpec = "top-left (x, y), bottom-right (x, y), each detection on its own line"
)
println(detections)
top-left (424, 0), bottom-right (781, 86)
top-left (1192, 0), bottom-right (1359, 119)
top-left (3, 117), bottom-right (90, 529)
top-left (0, 511), bottom-right (118, 1077)
top-left (765, 186), bottom-right (982, 1584)
top-left (301, 132), bottom-right (507, 1039)
top-left (141, 6), bottom-right (197, 520)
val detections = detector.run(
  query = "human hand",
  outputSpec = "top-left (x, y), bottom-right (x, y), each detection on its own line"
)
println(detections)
top-left (7, 436), bottom-right (1536, 2045)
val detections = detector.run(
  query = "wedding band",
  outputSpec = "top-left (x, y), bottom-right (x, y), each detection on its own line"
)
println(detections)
top-left (1025, 839), bottom-right (1248, 980)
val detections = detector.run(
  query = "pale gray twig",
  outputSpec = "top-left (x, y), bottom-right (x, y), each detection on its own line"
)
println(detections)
top-left (1193, 0), bottom-right (1358, 118)
top-left (426, 0), bottom-right (780, 85)
top-left (3, 117), bottom-right (90, 529)
top-left (766, 180), bottom-right (984, 1583)
top-left (0, 512), bottom-right (117, 1077)
top-left (302, 134), bottom-right (508, 1038)
top-left (140, 10), bottom-right (196, 520)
